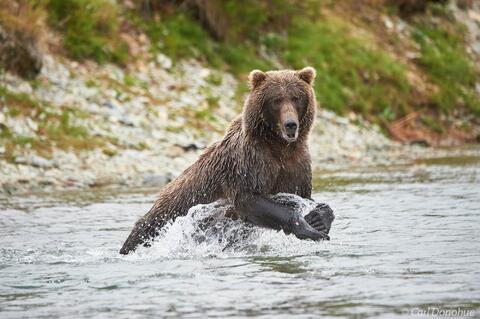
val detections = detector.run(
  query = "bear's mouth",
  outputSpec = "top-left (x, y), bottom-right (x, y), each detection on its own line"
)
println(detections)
top-left (281, 130), bottom-right (298, 143)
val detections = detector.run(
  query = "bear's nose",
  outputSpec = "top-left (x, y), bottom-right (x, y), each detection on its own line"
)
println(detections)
top-left (284, 121), bottom-right (298, 132)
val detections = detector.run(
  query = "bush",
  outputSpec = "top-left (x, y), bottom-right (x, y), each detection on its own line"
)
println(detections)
top-left (0, 0), bottom-right (46, 78)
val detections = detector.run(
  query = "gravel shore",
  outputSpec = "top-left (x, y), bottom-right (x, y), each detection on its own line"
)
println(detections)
top-left (0, 54), bottom-right (472, 195)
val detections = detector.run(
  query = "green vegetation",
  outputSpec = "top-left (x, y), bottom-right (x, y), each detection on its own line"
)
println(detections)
top-left (45, 0), bottom-right (128, 64)
top-left (1, 0), bottom-right (129, 65)
top-left (139, 9), bottom-right (413, 119)
top-left (0, 86), bottom-right (41, 116)
top-left (133, 0), bottom-right (479, 123)
top-left (0, 86), bottom-right (105, 161)
top-left (412, 19), bottom-right (480, 115)
top-left (144, 13), bottom-right (217, 62)
top-left (123, 74), bottom-right (139, 87)
top-left (138, 13), bottom-right (273, 73)
top-left (7, 0), bottom-right (474, 122)
top-left (278, 16), bottom-right (411, 116)
top-left (1, 0), bottom-right (478, 139)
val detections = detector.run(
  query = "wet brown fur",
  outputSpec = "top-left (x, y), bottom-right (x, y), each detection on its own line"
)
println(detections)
top-left (120, 67), bottom-right (317, 254)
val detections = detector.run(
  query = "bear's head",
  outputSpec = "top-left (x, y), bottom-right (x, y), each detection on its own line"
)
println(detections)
top-left (243, 67), bottom-right (317, 144)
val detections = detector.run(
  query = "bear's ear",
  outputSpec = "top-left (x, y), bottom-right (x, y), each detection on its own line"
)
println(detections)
top-left (297, 67), bottom-right (316, 85)
top-left (248, 70), bottom-right (267, 89)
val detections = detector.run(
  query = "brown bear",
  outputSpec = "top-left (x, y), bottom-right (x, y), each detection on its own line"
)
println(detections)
top-left (120, 67), bottom-right (333, 255)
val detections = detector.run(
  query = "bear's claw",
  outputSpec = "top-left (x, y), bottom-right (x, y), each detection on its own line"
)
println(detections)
top-left (304, 203), bottom-right (335, 236)
top-left (291, 215), bottom-right (330, 241)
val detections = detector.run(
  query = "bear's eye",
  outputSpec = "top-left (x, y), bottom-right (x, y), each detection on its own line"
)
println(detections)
top-left (293, 95), bottom-right (307, 115)
top-left (292, 96), bottom-right (306, 107)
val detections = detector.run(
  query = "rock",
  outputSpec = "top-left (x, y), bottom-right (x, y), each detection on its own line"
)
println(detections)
top-left (410, 139), bottom-right (430, 147)
top-left (104, 100), bottom-right (136, 127)
top-left (335, 117), bottom-right (350, 126)
top-left (39, 178), bottom-right (57, 186)
top-left (383, 16), bottom-right (394, 29)
top-left (63, 179), bottom-right (78, 187)
top-left (348, 112), bottom-right (357, 122)
top-left (468, 9), bottom-right (480, 23)
top-left (119, 115), bottom-right (135, 127)
top-left (14, 156), bottom-right (27, 165)
top-left (167, 145), bottom-right (187, 157)
top-left (396, 18), bottom-right (408, 33)
top-left (406, 51), bottom-right (420, 60)
top-left (17, 178), bottom-right (30, 184)
top-left (156, 53), bottom-right (172, 69)
top-left (29, 155), bottom-right (54, 168)
top-left (89, 174), bottom-right (124, 187)
top-left (1, 182), bottom-right (18, 195)
top-left (26, 118), bottom-right (38, 131)
top-left (105, 100), bottom-right (122, 111)
top-left (142, 173), bottom-right (170, 187)
top-left (175, 143), bottom-right (203, 152)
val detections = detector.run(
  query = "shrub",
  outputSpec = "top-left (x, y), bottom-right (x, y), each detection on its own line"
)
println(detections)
top-left (0, 0), bottom-right (46, 78)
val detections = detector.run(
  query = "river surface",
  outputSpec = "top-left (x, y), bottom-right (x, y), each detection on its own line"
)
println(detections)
top-left (1, 150), bottom-right (480, 318)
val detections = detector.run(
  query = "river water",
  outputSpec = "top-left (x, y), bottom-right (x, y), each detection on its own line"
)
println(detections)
top-left (1, 150), bottom-right (479, 318)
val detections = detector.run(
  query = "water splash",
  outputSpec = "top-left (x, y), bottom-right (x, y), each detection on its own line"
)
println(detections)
top-left (129, 193), bottom-right (324, 260)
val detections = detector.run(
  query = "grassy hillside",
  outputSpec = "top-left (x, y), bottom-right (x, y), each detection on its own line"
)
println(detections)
top-left (135, 1), bottom-right (479, 121)
top-left (1, 0), bottom-right (479, 128)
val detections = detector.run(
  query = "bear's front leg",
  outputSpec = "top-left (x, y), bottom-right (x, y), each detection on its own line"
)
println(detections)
top-left (234, 194), bottom-right (329, 241)
top-left (268, 194), bottom-right (334, 239)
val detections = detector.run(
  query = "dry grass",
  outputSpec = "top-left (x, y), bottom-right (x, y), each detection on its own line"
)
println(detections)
top-left (0, 1), bottom-right (49, 50)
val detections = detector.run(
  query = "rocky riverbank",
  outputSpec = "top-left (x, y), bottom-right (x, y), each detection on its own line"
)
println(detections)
top-left (0, 54), bottom-right (474, 195)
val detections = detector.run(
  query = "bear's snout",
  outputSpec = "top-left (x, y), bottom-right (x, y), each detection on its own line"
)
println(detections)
top-left (279, 103), bottom-right (299, 143)
top-left (284, 120), bottom-right (298, 138)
